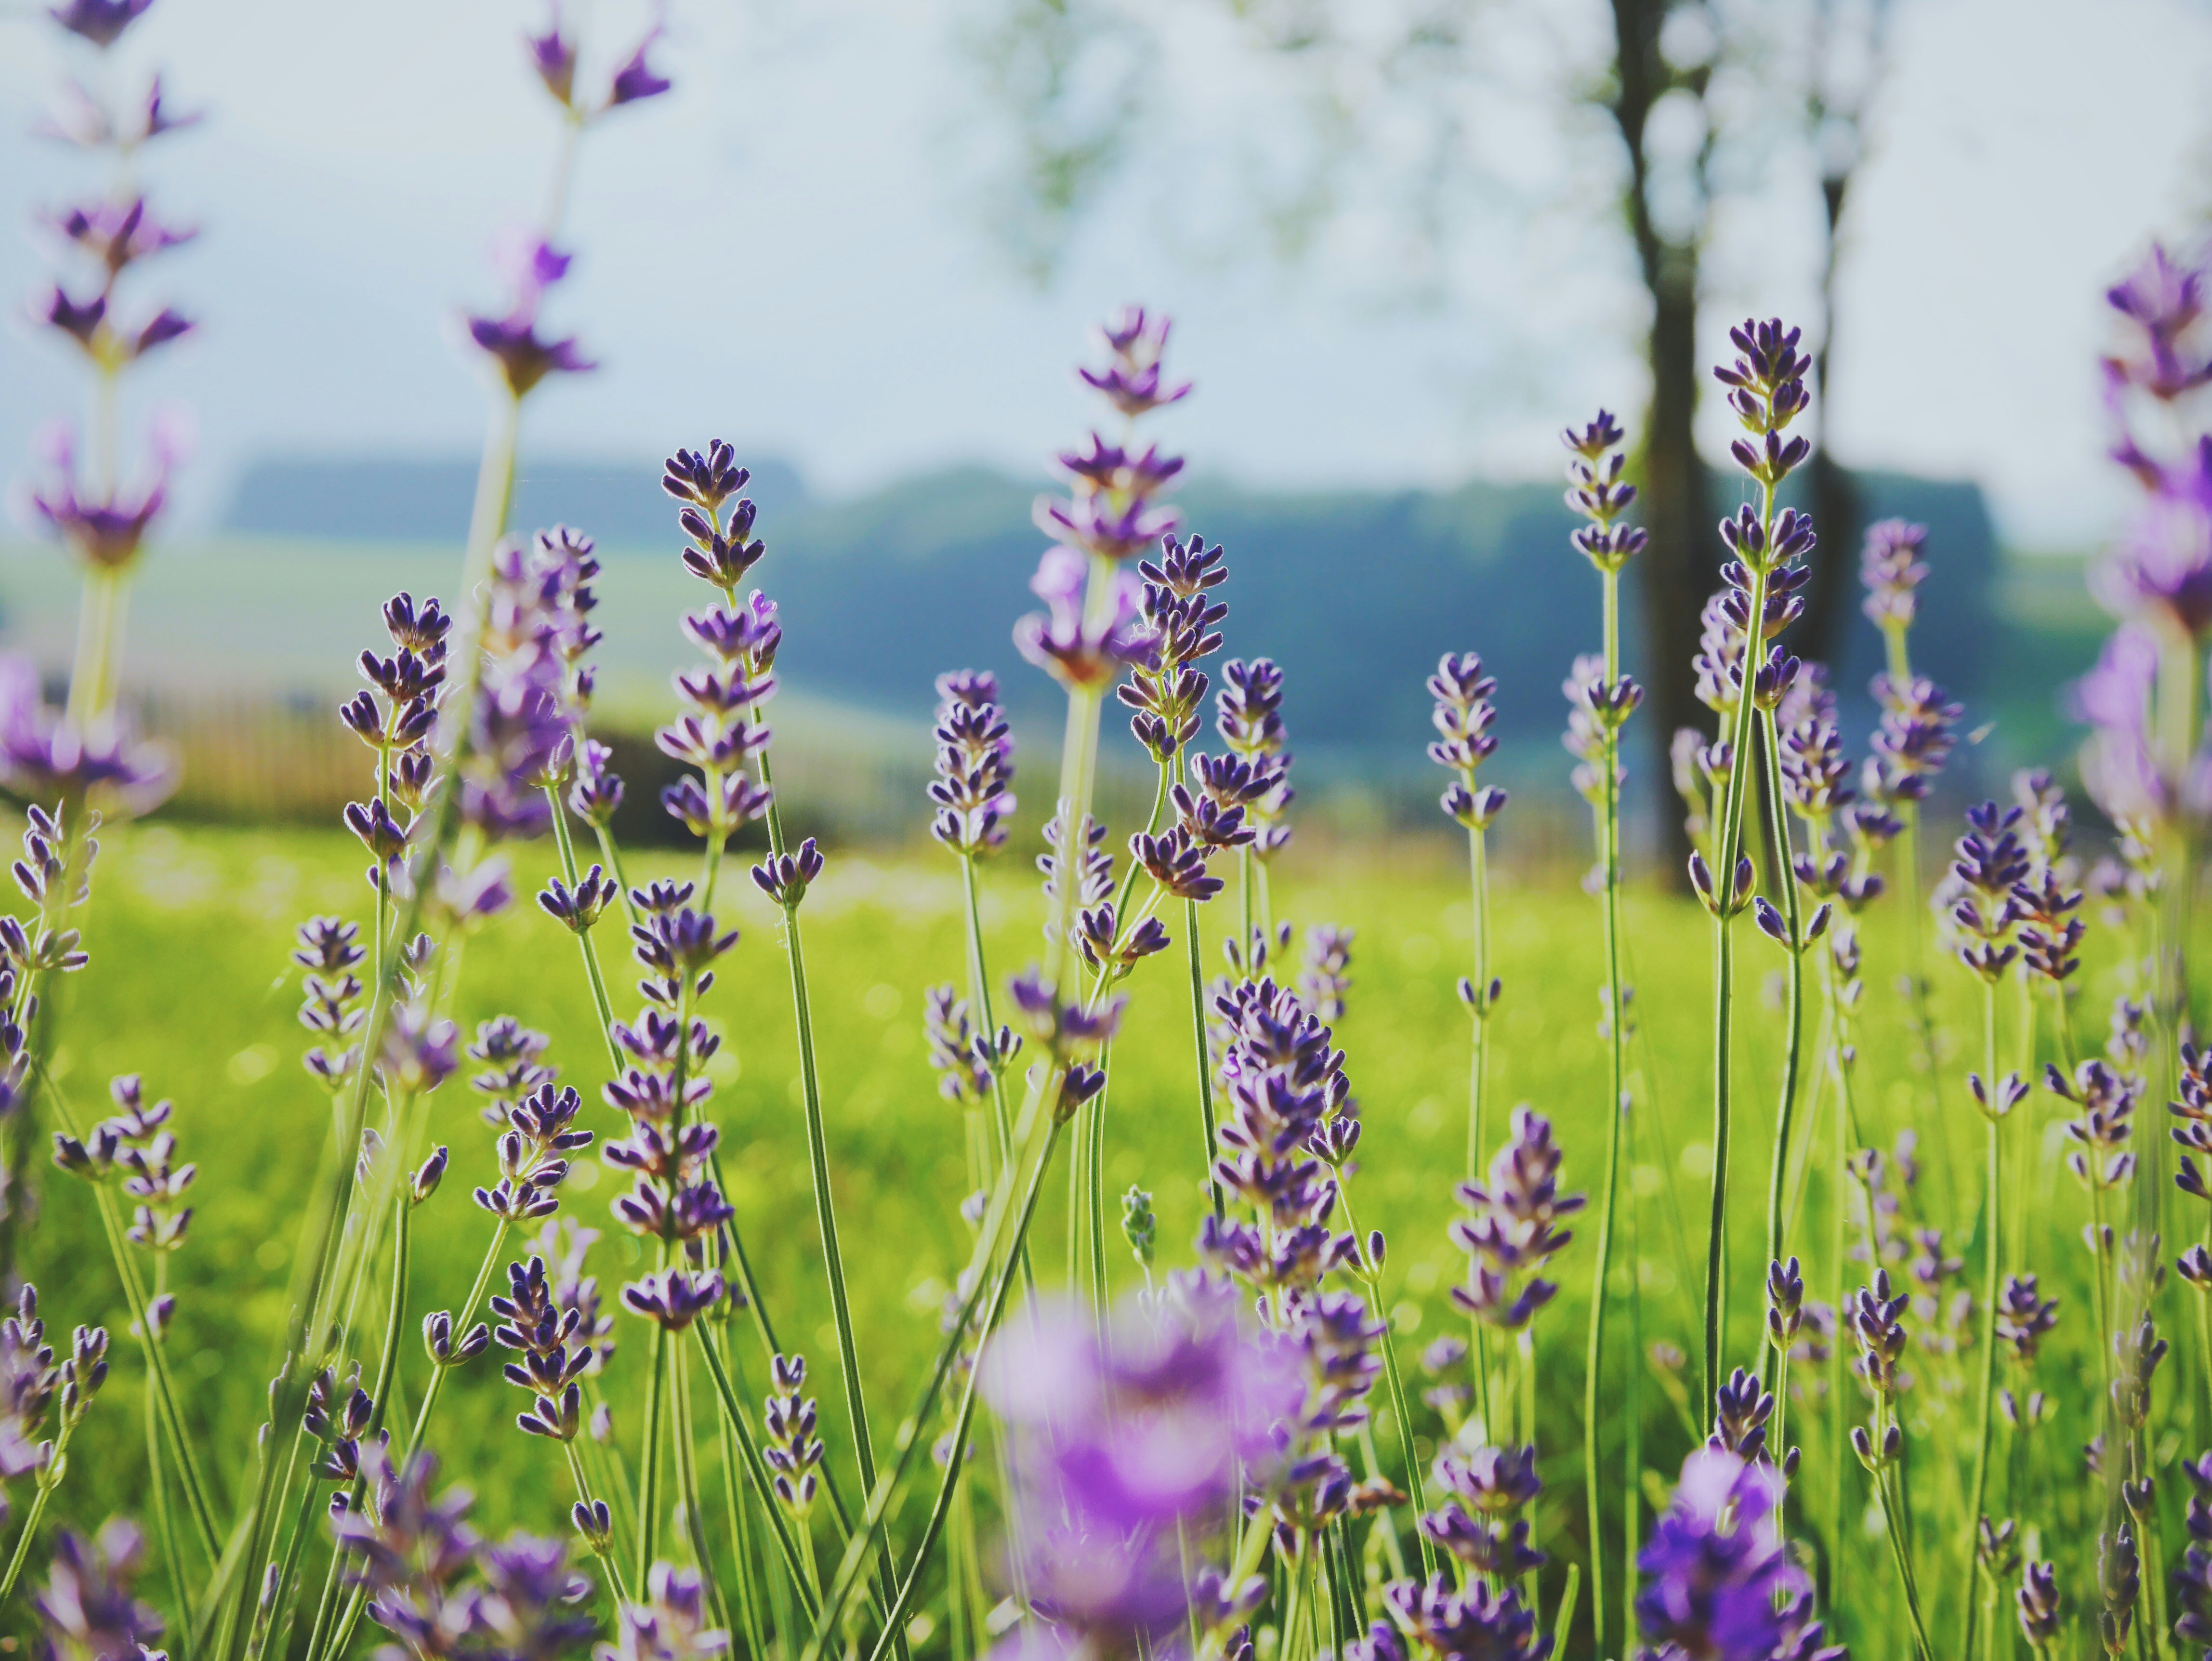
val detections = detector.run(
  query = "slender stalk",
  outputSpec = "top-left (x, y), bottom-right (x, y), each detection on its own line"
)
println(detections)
top-left (403, 1218), bottom-right (512, 1459)
top-left (671, 1342), bottom-right (731, 1633)
top-left (825, 1111), bottom-right (1068, 1661)
top-left (1704, 518), bottom-right (1774, 1422)
top-left (1759, 714), bottom-right (1806, 1294)
top-left (545, 786), bottom-right (620, 1068)
top-left (1961, 981), bottom-right (2003, 1661)
top-left (1874, 1456), bottom-right (1936, 1661)
top-left (637, 1323), bottom-right (670, 1590)
top-left (958, 855), bottom-right (1017, 1178)
top-left (692, 1330), bottom-right (824, 1626)
top-left (1185, 895), bottom-right (1224, 1219)
top-left (774, 895), bottom-right (903, 1631)
top-left (713, 1400), bottom-right (770, 1661)
top-left (1583, 561), bottom-right (1631, 1659)
top-left (1333, 1186), bottom-right (1435, 1578)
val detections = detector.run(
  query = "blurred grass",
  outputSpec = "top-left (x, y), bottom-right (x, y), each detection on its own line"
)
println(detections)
top-left (5, 808), bottom-right (2171, 1654)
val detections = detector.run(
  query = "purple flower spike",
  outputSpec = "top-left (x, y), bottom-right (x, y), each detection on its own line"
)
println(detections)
top-left (929, 670), bottom-right (1015, 856)
top-left (1078, 306), bottom-right (1192, 418)
top-left (604, 25), bottom-right (673, 109)
top-left (465, 236), bottom-right (592, 399)
top-left (619, 1268), bottom-right (724, 1331)
top-left (603, 1563), bottom-right (728, 1661)
top-left (45, 0), bottom-right (155, 47)
top-left (525, 3), bottom-right (579, 105)
top-left (750, 838), bottom-right (824, 909)
top-left (1635, 1448), bottom-right (1831, 1661)
top-left (1014, 547), bottom-right (1148, 690)
top-left (34, 1521), bottom-right (163, 1661)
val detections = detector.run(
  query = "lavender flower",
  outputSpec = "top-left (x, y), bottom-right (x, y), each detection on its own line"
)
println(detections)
top-left (1373, 1574), bottom-right (1549, 1661)
top-left (525, 2), bottom-right (673, 118)
top-left (1428, 653), bottom-right (1507, 831)
top-left (928, 671), bottom-right (1015, 856)
top-left (490, 1255), bottom-right (594, 1441)
top-left (658, 449), bottom-right (779, 845)
top-left (2017, 1559), bottom-right (2062, 1653)
top-left (1449, 1106), bottom-right (1584, 1331)
top-left (1949, 801), bottom-right (2028, 983)
top-left (1634, 1447), bottom-right (1835, 1661)
top-left (2094, 243), bottom-right (2212, 634)
top-left (34, 1520), bottom-right (162, 1661)
top-left (2052, 1059), bottom-right (2138, 1190)
top-left (1018, 309), bottom-right (1188, 691)
top-left (1216, 659), bottom-right (1293, 862)
top-left (46, 0), bottom-right (155, 49)
top-left (330, 1446), bottom-right (482, 1655)
top-left (1420, 1445), bottom-right (1544, 1581)
top-left (1119, 533), bottom-right (1226, 762)
top-left (979, 1289), bottom-right (1293, 1657)
top-left (465, 235), bottom-right (594, 400)
top-left (1867, 672), bottom-right (1962, 804)
top-left (1860, 518), bottom-right (1929, 633)
top-left (0, 660), bottom-right (174, 817)
top-left (1298, 926), bottom-right (1353, 1022)
top-left (595, 1564), bottom-right (727, 1661)
top-left (763, 1354), bottom-right (824, 1515)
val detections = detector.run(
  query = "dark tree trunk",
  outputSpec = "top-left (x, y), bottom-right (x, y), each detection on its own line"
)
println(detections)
top-left (1799, 171), bottom-right (1861, 672)
top-left (1639, 277), bottom-right (1711, 880)
top-left (1608, 0), bottom-right (1712, 882)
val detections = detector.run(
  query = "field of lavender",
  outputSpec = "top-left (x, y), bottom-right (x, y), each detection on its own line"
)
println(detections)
top-left (9, 2), bottom-right (2212, 1661)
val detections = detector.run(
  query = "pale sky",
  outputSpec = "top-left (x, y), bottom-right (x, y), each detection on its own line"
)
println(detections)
top-left (0, 0), bottom-right (2207, 549)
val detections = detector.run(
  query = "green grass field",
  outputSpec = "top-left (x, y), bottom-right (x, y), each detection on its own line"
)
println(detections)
top-left (8, 806), bottom-right (2154, 1655)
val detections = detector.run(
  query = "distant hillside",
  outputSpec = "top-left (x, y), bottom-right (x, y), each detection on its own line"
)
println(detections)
top-left (208, 451), bottom-right (2003, 791)
top-left (224, 455), bottom-right (809, 544)
top-left (749, 466), bottom-right (1998, 780)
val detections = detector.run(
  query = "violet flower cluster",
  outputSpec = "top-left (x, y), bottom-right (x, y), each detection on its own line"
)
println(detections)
top-left (978, 1289), bottom-right (1294, 1659)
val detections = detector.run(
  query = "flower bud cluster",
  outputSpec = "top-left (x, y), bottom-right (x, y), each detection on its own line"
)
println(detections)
top-left (763, 1354), bottom-right (825, 1515)
top-left (524, 1), bottom-right (672, 122)
top-left (52, 1074), bottom-right (195, 1255)
top-left (922, 987), bottom-right (1016, 1107)
top-left (1017, 310), bottom-right (1185, 688)
top-left (1948, 800), bottom-right (2029, 983)
top-left (342, 591), bottom-right (452, 882)
top-left (465, 235), bottom-right (594, 401)
top-left (28, 0), bottom-right (198, 583)
top-left (1450, 1106), bottom-right (1584, 1332)
top-left (658, 443), bottom-right (780, 846)
top-left (1428, 653), bottom-right (1506, 832)
top-left (1420, 1444), bottom-right (1544, 1582)
top-left (928, 671), bottom-right (1015, 856)
top-left (1119, 534), bottom-right (1227, 762)
top-left (1215, 659), bottom-right (1294, 864)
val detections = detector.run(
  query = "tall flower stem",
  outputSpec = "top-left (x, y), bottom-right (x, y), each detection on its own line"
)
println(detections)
top-left (43, 1070), bottom-right (220, 1559)
top-left (544, 788), bottom-right (619, 1065)
top-left (1706, 547), bottom-right (1772, 1420)
top-left (636, 1324), bottom-right (671, 1590)
top-left (765, 869), bottom-right (902, 1637)
top-left (671, 1343), bottom-right (732, 1634)
top-left (1583, 561), bottom-right (1631, 1660)
top-left (807, 1077), bottom-right (1068, 1661)
top-left (712, 1392), bottom-right (771, 1661)
top-left (1961, 981), bottom-right (2003, 1660)
top-left (694, 1330), bottom-right (824, 1625)
top-left (959, 855), bottom-right (1018, 1177)
top-left (860, 1118), bottom-right (1069, 1661)
top-left (1758, 712), bottom-right (1806, 1299)
top-left (1334, 1189), bottom-right (1435, 1578)
top-left (242, 357), bottom-right (520, 1661)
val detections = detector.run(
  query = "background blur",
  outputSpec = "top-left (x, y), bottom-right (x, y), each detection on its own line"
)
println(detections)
top-left (3, 0), bottom-right (2209, 855)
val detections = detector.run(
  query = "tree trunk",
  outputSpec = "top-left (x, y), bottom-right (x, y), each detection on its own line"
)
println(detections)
top-left (1798, 172), bottom-right (1860, 672)
top-left (1639, 275), bottom-right (1710, 881)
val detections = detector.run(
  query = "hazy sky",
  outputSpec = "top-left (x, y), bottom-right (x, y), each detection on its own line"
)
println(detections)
top-left (0, 0), bottom-right (2207, 549)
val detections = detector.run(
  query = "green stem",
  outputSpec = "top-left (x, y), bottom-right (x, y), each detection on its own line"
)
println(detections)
top-left (776, 896), bottom-right (901, 1629)
top-left (637, 1323), bottom-right (670, 1590)
top-left (693, 1330), bottom-right (824, 1626)
top-left (565, 1441), bottom-right (633, 1608)
top-left (1585, 567), bottom-right (1631, 1659)
top-left (1333, 1188), bottom-right (1434, 1578)
top-left (671, 1339), bottom-right (730, 1633)
top-left (1962, 982), bottom-right (2002, 1661)
top-left (1705, 543), bottom-right (1772, 1422)
top-left (829, 1114), bottom-right (1068, 1661)
top-left (1185, 894), bottom-right (1224, 1219)
top-left (545, 784), bottom-right (620, 1070)
top-left (712, 1391), bottom-right (770, 1661)
top-left (1759, 712), bottom-right (1806, 1293)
